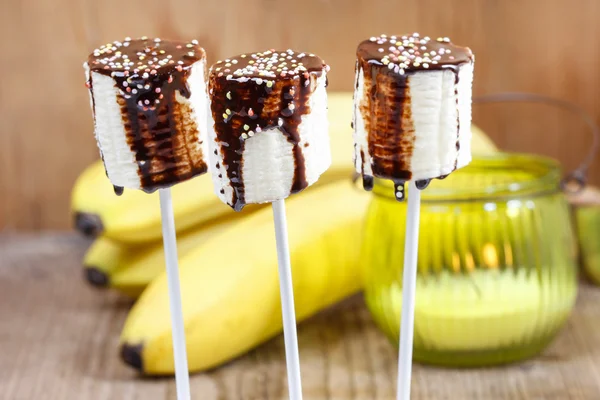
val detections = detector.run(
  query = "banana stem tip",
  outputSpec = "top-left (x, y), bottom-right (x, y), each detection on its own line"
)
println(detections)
top-left (120, 343), bottom-right (144, 372)
top-left (84, 267), bottom-right (110, 288)
top-left (74, 212), bottom-right (104, 237)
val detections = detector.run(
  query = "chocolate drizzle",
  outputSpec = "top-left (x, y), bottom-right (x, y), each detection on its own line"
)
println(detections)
top-left (360, 149), bottom-right (374, 191)
top-left (208, 50), bottom-right (328, 211)
top-left (363, 175), bottom-right (374, 191)
top-left (354, 34), bottom-right (473, 201)
top-left (360, 57), bottom-right (414, 186)
top-left (113, 185), bottom-right (124, 196)
top-left (415, 179), bottom-right (431, 190)
top-left (86, 37), bottom-right (208, 193)
top-left (454, 71), bottom-right (461, 170)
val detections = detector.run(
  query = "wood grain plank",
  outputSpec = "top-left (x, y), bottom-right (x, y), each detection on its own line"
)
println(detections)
top-left (3, 233), bottom-right (600, 399)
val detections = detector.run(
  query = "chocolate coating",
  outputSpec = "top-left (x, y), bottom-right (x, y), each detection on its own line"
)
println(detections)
top-left (356, 34), bottom-right (473, 73)
top-left (208, 50), bottom-right (328, 211)
top-left (86, 37), bottom-right (208, 192)
top-left (354, 34), bottom-right (473, 199)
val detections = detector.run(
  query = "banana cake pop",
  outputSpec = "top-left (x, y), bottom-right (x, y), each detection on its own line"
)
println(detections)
top-left (353, 33), bottom-right (474, 199)
top-left (83, 38), bottom-right (211, 399)
top-left (84, 37), bottom-right (209, 194)
top-left (207, 49), bottom-right (330, 211)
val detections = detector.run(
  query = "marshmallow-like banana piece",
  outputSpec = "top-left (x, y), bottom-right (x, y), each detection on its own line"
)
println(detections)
top-left (84, 37), bottom-right (209, 193)
top-left (353, 34), bottom-right (474, 199)
top-left (208, 50), bottom-right (330, 211)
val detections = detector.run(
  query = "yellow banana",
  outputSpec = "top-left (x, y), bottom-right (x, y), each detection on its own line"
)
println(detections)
top-left (83, 236), bottom-right (151, 289)
top-left (578, 205), bottom-right (600, 284)
top-left (110, 216), bottom-right (242, 297)
top-left (71, 161), bottom-right (117, 237)
top-left (471, 124), bottom-right (498, 154)
top-left (83, 214), bottom-right (246, 297)
top-left (119, 180), bottom-right (369, 374)
top-left (71, 169), bottom-right (267, 243)
top-left (570, 186), bottom-right (600, 284)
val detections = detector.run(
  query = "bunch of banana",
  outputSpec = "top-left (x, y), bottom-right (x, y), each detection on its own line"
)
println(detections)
top-left (74, 92), bottom-right (500, 375)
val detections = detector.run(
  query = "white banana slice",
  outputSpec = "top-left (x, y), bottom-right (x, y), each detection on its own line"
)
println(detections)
top-left (353, 33), bottom-right (474, 198)
top-left (84, 37), bottom-right (209, 193)
top-left (207, 50), bottom-right (330, 211)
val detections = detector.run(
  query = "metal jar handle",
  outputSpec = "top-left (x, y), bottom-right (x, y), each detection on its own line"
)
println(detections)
top-left (474, 92), bottom-right (600, 193)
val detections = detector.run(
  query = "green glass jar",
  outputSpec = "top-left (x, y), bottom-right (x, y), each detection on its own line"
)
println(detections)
top-left (362, 153), bottom-right (578, 367)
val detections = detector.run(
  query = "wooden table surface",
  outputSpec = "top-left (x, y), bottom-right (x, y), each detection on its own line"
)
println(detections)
top-left (2, 233), bottom-right (600, 400)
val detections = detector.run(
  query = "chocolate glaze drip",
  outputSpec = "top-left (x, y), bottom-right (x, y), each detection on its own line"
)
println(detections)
top-left (359, 149), bottom-right (374, 191)
top-left (363, 176), bottom-right (374, 191)
top-left (113, 185), bottom-right (124, 196)
top-left (415, 179), bottom-right (431, 190)
top-left (208, 50), bottom-right (328, 211)
top-left (86, 37), bottom-right (208, 193)
top-left (355, 34), bottom-right (473, 201)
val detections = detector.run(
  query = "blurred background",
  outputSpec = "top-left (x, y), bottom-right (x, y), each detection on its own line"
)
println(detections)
top-left (2, 1), bottom-right (600, 399)
top-left (1, 0), bottom-right (599, 231)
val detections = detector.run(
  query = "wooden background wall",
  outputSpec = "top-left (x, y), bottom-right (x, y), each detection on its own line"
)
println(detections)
top-left (1, 0), bottom-right (599, 230)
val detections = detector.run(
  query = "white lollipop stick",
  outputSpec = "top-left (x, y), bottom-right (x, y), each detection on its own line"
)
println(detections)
top-left (272, 198), bottom-right (303, 400)
top-left (397, 180), bottom-right (422, 400)
top-left (159, 188), bottom-right (191, 400)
